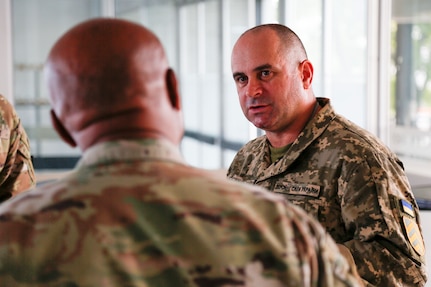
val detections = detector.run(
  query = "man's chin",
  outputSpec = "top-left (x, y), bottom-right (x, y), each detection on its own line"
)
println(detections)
top-left (251, 121), bottom-right (269, 131)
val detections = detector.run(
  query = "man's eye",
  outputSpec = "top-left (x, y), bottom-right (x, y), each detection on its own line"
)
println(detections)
top-left (236, 76), bottom-right (247, 83)
top-left (261, 70), bottom-right (271, 77)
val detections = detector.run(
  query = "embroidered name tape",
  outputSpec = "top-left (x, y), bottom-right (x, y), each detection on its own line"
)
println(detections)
top-left (274, 183), bottom-right (321, 197)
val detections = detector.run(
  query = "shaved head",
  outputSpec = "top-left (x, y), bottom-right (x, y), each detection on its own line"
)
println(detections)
top-left (46, 18), bottom-right (167, 117)
top-left (237, 24), bottom-right (308, 68)
top-left (45, 18), bottom-right (183, 150)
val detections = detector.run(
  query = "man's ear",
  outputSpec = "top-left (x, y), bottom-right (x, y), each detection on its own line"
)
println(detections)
top-left (300, 60), bottom-right (314, 89)
top-left (50, 109), bottom-right (77, 148)
top-left (166, 68), bottom-right (181, 110)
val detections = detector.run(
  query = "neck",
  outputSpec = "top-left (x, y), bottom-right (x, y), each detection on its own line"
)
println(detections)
top-left (266, 100), bottom-right (320, 147)
top-left (71, 109), bottom-right (181, 151)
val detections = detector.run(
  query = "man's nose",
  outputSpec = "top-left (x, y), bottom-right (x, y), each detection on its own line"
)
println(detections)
top-left (245, 79), bottom-right (262, 98)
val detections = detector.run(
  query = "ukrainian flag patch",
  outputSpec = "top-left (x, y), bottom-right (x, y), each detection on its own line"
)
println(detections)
top-left (401, 199), bottom-right (415, 217)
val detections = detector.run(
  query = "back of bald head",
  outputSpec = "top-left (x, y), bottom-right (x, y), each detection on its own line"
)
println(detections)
top-left (45, 18), bottom-right (169, 119)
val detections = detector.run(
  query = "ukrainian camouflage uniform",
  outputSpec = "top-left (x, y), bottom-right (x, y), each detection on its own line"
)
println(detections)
top-left (0, 139), bottom-right (362, 287)
top-left (227, 97), bottom-right (428, 287)
top-left (0, 94), bottom-right (35, 202)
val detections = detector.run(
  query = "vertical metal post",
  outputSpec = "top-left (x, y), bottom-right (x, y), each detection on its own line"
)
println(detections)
top-left (395, 24), bottom-right (413, 127)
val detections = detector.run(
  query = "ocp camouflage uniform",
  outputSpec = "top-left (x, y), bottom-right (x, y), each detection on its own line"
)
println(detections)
top-left (0, 94), bottom-right (35, 202)
top-left (227, 97), bottom-right (427, 287)
top-left (0, 139), bottom-right (362, 287)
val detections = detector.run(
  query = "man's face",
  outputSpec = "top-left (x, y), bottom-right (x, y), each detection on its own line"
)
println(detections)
top-left (231, 30), bottom-right (304, 133)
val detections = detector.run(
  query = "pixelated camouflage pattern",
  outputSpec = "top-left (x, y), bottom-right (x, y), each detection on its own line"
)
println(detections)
top-left (227, 97), bottom-right (428, 287)
top-left (0, 139), bottom-right (362, 287)
top-left (0, 94), bottom-right (35, 202)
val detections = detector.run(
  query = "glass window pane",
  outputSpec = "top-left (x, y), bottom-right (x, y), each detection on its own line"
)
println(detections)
top-left (390, 0), bottom-right (431, 172)
top-left (116, 0), bottom-right (178, 68)
top-left (12, 0), bottom-right (101, 168)
top-left (223, 0), bottom-right (254, 145)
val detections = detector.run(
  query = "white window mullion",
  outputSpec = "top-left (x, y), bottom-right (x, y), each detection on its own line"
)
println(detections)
top-left (0, 0), bottom-right (13, 103)
top-left (366, 0), bottom-right (391, 144)
top-left (377, 0), bottom-right (392, 144)
top-left (101, 0), bottom-right (115, 17)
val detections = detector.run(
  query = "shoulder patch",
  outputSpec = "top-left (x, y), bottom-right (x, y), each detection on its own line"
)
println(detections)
top-left (402, 216), bottom-right (425, 257)
top-left (399, 199), bottom-right (425, 257)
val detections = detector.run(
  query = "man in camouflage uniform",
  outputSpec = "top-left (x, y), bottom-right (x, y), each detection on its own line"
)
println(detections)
top-left (228, 24), bottom-right (427, 286)
top-left (0, 94), bottom-right (35, 202)
top-left (0, 18), bottom-right (363, 287)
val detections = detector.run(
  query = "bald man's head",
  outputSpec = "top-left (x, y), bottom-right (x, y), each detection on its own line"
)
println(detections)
top-left (46, 18), bottom-right (169, 117)
top-left (235, 24), bottom-right (308, 68)
top-left (45, 18), bottom-right (183, 150)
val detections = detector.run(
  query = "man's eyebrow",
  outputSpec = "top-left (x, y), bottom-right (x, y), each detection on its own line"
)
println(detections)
top-left (232, 71), bottom-right (245, 79)
top-left (254, 64), bottom-right (272, 71)
top-left (232, 64), bottom-right (273, 78)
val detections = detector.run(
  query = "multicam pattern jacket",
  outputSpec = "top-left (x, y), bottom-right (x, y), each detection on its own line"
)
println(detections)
top-left (0, 139), bottom-right (362, 287)
top-left (227, 97), bottom-right (428, 287)
top-left (0, 94), bottom-right (35, 202)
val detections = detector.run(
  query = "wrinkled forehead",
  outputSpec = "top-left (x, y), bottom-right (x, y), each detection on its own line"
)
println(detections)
top-left (234, 28), bottom-right (280, 52)
top-left (231, 29), bottom-right (284, 73)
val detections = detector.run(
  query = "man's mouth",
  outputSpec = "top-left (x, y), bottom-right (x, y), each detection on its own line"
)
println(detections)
top-left (249, 103), bottom-right (269, 112)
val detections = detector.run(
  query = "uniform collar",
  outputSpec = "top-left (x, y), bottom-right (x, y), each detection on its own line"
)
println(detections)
top-left (76, 138), bottom-right (185, 168)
